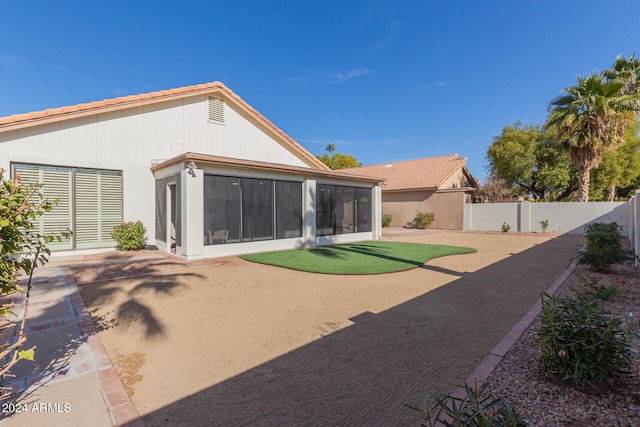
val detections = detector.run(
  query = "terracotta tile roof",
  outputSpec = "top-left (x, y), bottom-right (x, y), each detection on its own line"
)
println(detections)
top-left (0, 82), bottom-right (329, 170)
top-left (342, 154), bottom-right (472, 191)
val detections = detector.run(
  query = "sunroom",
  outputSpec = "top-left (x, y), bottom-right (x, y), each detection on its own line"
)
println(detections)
top-left (151, 153), bottom-right (383, 260)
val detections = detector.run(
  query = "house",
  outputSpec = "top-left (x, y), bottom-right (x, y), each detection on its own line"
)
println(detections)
top-left (343, 154), bottom-right (479, 229)
top-left (0, 82), bottom-right (383, 259)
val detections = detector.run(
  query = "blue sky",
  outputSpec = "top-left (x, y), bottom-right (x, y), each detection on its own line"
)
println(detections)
top-left (1, 1), bottom-right (639, 181)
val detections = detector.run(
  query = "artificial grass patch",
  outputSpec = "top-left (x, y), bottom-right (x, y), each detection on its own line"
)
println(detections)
top-left (240, 241), bottom-right (476, 274)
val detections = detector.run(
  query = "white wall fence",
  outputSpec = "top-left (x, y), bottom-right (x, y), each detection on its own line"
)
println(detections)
top-left (464, 191), bottom-right (640, 264)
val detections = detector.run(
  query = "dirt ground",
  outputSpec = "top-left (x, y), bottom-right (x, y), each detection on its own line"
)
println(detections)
top-left (75, 231), bottom-right (583, 426)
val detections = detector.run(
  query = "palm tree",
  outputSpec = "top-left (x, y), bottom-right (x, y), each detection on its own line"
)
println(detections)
top-left (599, 54), bottom-right (640, 200)
top-left (548, 74), bottom-right (638, 201)
top-left (325, 143), bottom-right (336, 153)
top-left (603, 53), bottom-right (640, 97)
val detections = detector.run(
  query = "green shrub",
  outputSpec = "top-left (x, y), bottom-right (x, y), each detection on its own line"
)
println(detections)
top-left (578, 222), bottom-right (630, 272)
top-left (111, 221), bottom-right (147, 251)
top-left (414, 212), bottom-right (435, 229)
top-left (540, 219), bottom-right (549, 233)
top-left (501, 222), bottom-right (511, 233)
top-left (574, 274), bottom-right (628, 301)
top-left (1, 172), bottom-right (69, 399)
top-left (536, 292), bottom-right (633, 390)
top-left (405, 379), bottom-right (526, 427)
top-left (381, 214), bottom-right (392, 228)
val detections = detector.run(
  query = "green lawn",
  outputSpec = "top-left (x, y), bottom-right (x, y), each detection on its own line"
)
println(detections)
top-left (240, 241), bottom-right (476, 274)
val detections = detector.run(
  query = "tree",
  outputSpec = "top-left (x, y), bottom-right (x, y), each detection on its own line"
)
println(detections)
top-left (486, 122), bottom-right (577, 200)
top-left (603, 53), bottom-right (640, 98)
top-left (548, 73), bottom-right (638, 201)
top-left (0, 172), bottom-right (67, 399)
top-left (317, 152), bottom-right (362, 169)
top-left (479, 169), bottom-right (517, 202)
top-left (590, 122), bottom-right (640, 201)
top-left (316, 145), bottom-right (361, 170)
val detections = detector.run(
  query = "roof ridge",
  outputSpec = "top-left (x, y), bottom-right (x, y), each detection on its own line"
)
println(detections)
top-left (0, 81), bottom-right (224, 125)
top-left (348, 153), bottom-right (465, 169)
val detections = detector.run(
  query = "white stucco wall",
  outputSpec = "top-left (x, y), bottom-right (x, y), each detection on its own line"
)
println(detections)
top-left (0, 95), bottom-right (311, 243)
top-left (464, 201), bottom-right (630, 235)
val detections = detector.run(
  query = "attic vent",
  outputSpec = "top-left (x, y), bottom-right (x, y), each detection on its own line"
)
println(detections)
top-left (208, 96), bottom-right (224, 123)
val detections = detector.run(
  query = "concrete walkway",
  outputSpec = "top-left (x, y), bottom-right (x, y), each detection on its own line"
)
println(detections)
top-left (0, 259), bottom-right (143, 427)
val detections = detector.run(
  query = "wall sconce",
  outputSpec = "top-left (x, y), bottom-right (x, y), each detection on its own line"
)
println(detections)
top-left (186, 161), bottom-right (197, 177)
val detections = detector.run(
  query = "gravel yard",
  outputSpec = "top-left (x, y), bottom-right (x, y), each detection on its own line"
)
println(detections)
top-left (487, 261), bottom-right (640, 426)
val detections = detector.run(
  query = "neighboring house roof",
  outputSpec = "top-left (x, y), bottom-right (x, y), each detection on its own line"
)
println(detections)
top-left (0, 82), bottom-right (329, 170)
top-left (152, 152), bottom-right (383, 184)
top-left (342, 154), bottom-right (478, 192)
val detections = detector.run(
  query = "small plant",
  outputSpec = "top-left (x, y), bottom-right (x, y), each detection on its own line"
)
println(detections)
top-left (540, 219), bottom-right (549, 233)
top-left (414, 212), bottom-right (435, 229)
top-left (405, 379), bottom-right (526, 427)
top-left (536, 292), bottom-right (633, 391)
top-left (111, 221), bottom-right (147, 251)
top-left (575, 275), bottom-right (628, 301)
top-left (578, 222), bottom-right (630, 272)
top-left (382, 214), bottom-right (392, 228)
top-left (501, 222), bottom-right (511, 233)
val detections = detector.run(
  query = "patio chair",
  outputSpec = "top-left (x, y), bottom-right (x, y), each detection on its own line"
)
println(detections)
top-left (208, 229), bottom-right (229, 244)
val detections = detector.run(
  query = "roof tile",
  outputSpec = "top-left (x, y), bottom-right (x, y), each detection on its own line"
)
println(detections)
top-left (343, 154), bottom-right (469, 190)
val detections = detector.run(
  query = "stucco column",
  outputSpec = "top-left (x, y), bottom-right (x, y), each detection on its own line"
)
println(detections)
top-left (303, 179), bottom-right (317, 247)
top-left (372, 185), bottom-right (382, 239)
top-left (463, 203), bottom-right (472, 231)
top-left (180, 168), bottom-right (204, 259)
top-left (518, 201), bottom-right (531, 232)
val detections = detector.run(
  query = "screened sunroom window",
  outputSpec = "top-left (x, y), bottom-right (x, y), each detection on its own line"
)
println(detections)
top-left (203, 175), bottom-right (302, 245)
top-left (316, 185), bottom-right (372, 236)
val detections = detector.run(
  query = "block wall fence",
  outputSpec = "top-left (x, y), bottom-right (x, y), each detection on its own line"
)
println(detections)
top-left (464, 191), bottom-right (640, 265)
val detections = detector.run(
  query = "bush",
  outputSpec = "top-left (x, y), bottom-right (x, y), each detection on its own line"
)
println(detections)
top-left (1, 172), bottom-right (68, 399)
top-left (536, 292), bottom-right (633, 390)
top-left (578, 222), bottom-right (630, 272)
top-left (540, 219), bottom-right (549, 233)
top-left (574, 274), bottom-right (628, 301)
top-left (501, 222), bottom-right (511, 233)
top-left (381, 214), bottom-right (392, 228)
top-left (405, 379), bottom-right (526, 427)
top-left (414, 212), bottom-right (435, 229)
top-left (111, 221), bottom-right (147, 251)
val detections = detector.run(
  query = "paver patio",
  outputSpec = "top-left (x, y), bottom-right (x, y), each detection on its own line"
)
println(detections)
top-left (76, 231), bottom-right (582, 426)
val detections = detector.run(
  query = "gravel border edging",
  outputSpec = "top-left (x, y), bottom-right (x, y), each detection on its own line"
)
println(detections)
top-left (451, 258), bottom-right (579, 400)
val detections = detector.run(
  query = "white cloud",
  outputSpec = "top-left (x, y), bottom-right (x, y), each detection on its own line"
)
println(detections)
top-left (413, 81), bottom-right (447, 94)
top-left (371, 35), bottom-right (394, 52)
top-left (334, 68), bottom-right (372, 84)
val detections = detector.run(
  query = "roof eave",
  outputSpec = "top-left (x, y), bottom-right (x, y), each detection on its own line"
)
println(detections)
top-left (151, 152), bottom-right (383, 184)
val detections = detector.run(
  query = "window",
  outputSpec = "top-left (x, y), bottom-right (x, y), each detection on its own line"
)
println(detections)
top-left (316, 185), bottom-right (372, 235)
top-left (242, 178), bottom-right (274, 241)
top-left (316, 184), bottom-right (335, 236)
top-left (13, 163), bottom-right (123, 250)
top-left (204, 175), bottom-right (302, 245)
top-left (276, 181), bottom-right (302, 239)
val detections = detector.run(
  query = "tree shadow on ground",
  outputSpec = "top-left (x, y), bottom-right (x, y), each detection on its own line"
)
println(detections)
top-left (140, 234), bottom-right (584, 426)
top-left (0, 259), bottom-right (204, 420)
